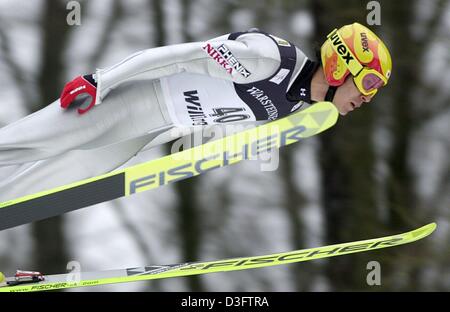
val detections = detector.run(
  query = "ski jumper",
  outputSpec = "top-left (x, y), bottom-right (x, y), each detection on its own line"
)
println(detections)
top-left (0, 30), bottom-right (318, 201)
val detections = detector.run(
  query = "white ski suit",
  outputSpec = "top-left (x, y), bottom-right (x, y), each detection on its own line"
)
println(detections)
top-left (0, 29), bottom-right (318, 201)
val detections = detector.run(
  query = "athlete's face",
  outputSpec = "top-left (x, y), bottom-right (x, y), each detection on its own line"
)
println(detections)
top-left (333, 76), bottom-right (373, 116)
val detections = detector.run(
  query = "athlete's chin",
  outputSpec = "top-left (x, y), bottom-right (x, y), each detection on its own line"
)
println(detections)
top-left (333, 102), bottom-right (353, 116)
top-left (339, 104), bottom-right (355, 116)
top-left (338, 109), bottom-right (350, 116)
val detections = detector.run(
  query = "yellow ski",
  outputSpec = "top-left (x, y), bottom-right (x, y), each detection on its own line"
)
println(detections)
top-left (0, 223), bottom-right (436, 292)
top-left (0, 102), bottom-right (338, 230)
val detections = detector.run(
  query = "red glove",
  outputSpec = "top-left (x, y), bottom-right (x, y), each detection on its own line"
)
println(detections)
top-left (60, 75), bottom-right (97, 114)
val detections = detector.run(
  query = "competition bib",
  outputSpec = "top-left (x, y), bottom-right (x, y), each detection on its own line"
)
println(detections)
top-left (160, 72), bottom-right (256, 126)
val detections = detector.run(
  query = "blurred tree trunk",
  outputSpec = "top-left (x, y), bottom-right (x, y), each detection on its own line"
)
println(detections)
top-left (276, 0), bottom-right (315, 291)
top-left (382, 1), bottom-right (417, 231)
top-left (152, 0), bottom-right (204, 291)
top-left (381, 0), bottom-right (419, 290)
top-left (31, 0), bottom-right (73, 275)
top-left (312, 0), bottom-right (382, 290)
top-left (180, 0), bottom-right (194, 42)
top-left (279, 147), bottom-right (312, 291)
top-left (382, 0), bottom-right (446, 290)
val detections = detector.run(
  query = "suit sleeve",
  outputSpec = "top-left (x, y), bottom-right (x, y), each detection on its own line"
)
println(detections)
top-left (94, 33), bottom-right (281, 104)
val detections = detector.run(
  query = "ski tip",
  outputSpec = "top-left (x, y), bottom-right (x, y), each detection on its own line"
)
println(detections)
top-left (0, 272), bottom-right (4, 283)
top-left (410, 222), bottom-right (437, 241)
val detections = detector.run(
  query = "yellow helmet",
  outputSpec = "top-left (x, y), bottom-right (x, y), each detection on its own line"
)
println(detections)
top-left (321, 22), bottom-right (392, 95)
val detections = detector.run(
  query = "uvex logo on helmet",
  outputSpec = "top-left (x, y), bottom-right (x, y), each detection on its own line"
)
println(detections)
top-left (360, 32), bottom-right (370, 52)
top-left (328, 30), bottom-right (354, 65)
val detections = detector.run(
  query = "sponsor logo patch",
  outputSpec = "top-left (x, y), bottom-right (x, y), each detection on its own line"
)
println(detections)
top-left (269, 35), bottom-right (291, 47)
top-left (202, 43), bottom-right (251, 78)
top-left (269, 68), bottom-right (290, 85)
top-left (246, 86), bottom-right (278, 120)
top-left (184, 90), bottom-right (208, 126)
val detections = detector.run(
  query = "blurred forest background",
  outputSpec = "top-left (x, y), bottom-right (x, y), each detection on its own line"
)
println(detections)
top-left (0, 0), bottom-right (449, 291)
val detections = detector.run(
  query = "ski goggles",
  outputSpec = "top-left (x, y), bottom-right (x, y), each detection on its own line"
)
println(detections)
top-left (327, 28), bottom-right (387, 96)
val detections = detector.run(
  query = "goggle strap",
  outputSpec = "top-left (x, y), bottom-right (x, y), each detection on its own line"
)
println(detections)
top-left (327, 29), bottom-right (363, 76)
